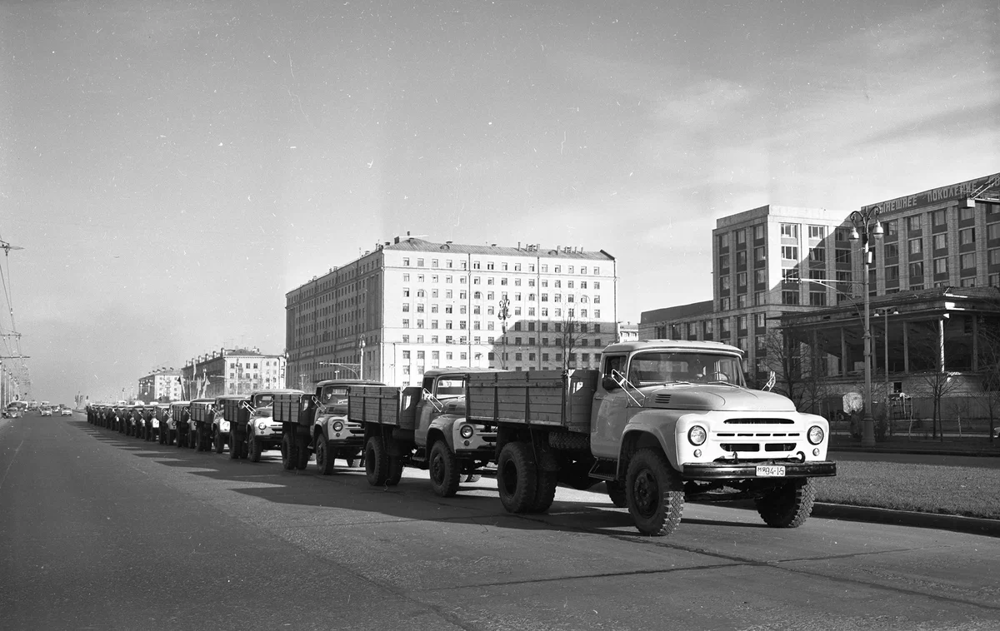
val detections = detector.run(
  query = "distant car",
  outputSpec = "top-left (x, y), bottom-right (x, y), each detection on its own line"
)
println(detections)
top-left (39, 406), bottom-right (53, 417)
top-left (60, 407), bottom-right (72, 416)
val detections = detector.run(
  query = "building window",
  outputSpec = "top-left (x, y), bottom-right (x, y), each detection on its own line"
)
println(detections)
top-left (719, 254), bottom-right (730, 270)
top-left (933, 257), bottom-right (948, 275)
top-left (990, 249), bottom-right (1000, 266)
top-left (809, 247), bottom-right (826, 263)
top-left (909, 261), bottom-right (924, 277)
top-left (884, 243), bottom-right (898, 259)
top-left (933, 234), bottom-right (947, 250)
top-left (782, 290), bottom-right (799, 305)
top-left (907, 215), bottom-right (922, 231)
top-left (835, 248), bottom-right (851, 264)
top-left (781, 245), bottom-right (798, 260)
top-left (961, 253), bottom-right (976, 270)
top-left (780, 223), bottom-right (799, 239)
top-left (932, 209), bottom-right (946, 226)
top-left (885, 265), bottom-right (899, 281)
top-left (960, 228), bottom-right (976, 246)
top-left (909, 239), bottom-right (922, 255)
top-left (885, 220), bottom-right (898, 235)
top-left (808, 225), bottom-right (826, 239)
top-left (809, 291), bottom-right (827, 306)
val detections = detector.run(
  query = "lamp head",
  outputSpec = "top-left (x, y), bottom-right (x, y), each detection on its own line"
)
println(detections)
top-left (873, 221), bottom-right (884, 239)
top-left (848, 227), bottom-right (860, 242)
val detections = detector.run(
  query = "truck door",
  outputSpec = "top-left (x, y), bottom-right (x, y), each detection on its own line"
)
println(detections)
top-left (590, 353), bottom-right (630, 459)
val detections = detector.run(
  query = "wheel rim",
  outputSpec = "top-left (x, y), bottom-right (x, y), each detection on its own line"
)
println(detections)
top-left (633, 470), bottom-right (659, 517)
top-left (429, 451), bottom-right (444, 484)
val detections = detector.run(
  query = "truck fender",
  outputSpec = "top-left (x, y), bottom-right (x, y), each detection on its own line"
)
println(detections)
top-left (427, 414), bottom-right (460, 452)
top-left (619, 409), bottom-right (682, 475)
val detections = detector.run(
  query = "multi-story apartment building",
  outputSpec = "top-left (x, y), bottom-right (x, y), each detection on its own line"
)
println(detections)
top-left (180, 348), bottom-right (287, 398)
top-left (286, 237), bottom-right (618, 388)
top-left (640, 205), bottom-right (850, 382)
top-left (137, 369), bottom-right (183, 403)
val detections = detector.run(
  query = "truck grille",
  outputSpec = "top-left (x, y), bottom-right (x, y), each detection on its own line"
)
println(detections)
top-left (723, 418), bottom-right (794, 424)
top-left (721, 443), bottom-right (797, 453)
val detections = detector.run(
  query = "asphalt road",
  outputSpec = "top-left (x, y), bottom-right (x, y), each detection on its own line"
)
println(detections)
top-left (2, 414), bottom-right (999, 631)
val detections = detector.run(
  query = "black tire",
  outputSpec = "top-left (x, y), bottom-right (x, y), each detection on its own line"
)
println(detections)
top-left (365, 436), bottom-right (389, 486)
top-left (280, 433), bottom-right (296, 470)
top-left (428, 440), bottom-right (460, 497)
top-left (294, 436), bottom-right (310, 470)
top-left (606, 480), bottom-right (627, 508)
top-left (386, 455), bottom-right (404, 486)
top-left (755, 479), bottom-right (816, 528)
top-left (240, 438), bottom-right (249, 459)
top-left (228, 431), bottom-right (239, 460)
top-left (625, 449), bottom-right (684, 536)
top-left (176, 431), bottom-right (184, 448)
top-left (214, 430), bottom-right (225, 454)
top-left (315, 438), bottom-right (334, 475)
top-left (248, 434), bottom-right (263, 463)
top-left (529, 451), bottom-right (558, 513)
top-left (496, 442), bottom-right (538, 514)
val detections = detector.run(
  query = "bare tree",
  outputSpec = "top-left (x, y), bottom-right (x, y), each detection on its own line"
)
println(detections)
top-left (909, 326), bottom-right (961, 441)
top-left (760, 328), bottom-right (830, 414)
top-left (977, 314), bottom-right (1000, 444)
top-left (557, 314), bottom-right (585, 371)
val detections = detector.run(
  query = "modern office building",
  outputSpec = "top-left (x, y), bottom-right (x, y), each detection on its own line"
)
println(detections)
top-left (286, 236), bottom-right (618, 388)
top-left (179, 348), bottom-right (287, 398)
top-left (641, 172), bottom-right (1000, 418)
top-left (640, 205), bottom-right (851, 383)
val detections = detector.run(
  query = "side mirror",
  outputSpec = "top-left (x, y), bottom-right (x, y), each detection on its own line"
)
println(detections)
top-left (602, 375), bottom-right (620, 391)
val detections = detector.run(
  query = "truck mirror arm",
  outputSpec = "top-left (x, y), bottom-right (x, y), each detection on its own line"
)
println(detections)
top-left (422, 388), bottom-right (443, 412)
top-left (611, 369), bottom-right (645, 406)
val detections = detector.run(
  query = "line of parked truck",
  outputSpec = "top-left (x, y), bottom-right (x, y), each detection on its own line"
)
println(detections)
top-left (85, 339), bottom-right (836, 536)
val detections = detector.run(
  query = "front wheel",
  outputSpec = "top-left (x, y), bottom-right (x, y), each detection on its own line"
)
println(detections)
top-left (428, 440), bottom-right (460, 497)
top-left (315, 438), bottom-right (335, 475)
top-left (365, 436), bottom-right (389, 486)
top-left (280, 433), bottom-right (296, 471)
top-left (755, 479), bottom-right (815, 528)
top-left (228, 431), bottom-right (239, 460)
top-left (496, 442), bottom-right (537, 514)
top-left (625, 449), bottom-right (684, 536)
top-left (214, 430), bottom-right (225, 454)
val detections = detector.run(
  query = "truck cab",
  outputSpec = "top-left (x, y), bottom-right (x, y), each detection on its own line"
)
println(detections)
top-left (411, 370), bottom-right (496, 475)
top-left (189, 399), bottom-right (215, 452)
top-left (245, 389), bottom-right (302, 463)
top-left (308, 379), bottom-right (382, 475)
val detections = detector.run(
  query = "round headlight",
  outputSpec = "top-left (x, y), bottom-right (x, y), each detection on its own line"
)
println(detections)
top-left (221, 420), bottom-right (230, 432)
top-left (688, 425), bottom-right (707, 446)
top-left (807, 425), bottom-right (825, 445)
top-left (459, 424), bottom-right (474, 439)
top-left (257, 420), bottom-right (267, 431)
top-left (332, 421), bottom-right (344, 432)
top-left (152, 420), bottom-right (159, 428)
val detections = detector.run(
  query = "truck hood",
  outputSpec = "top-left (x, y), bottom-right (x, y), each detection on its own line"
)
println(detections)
top-left (641, 384), bottom-right (797, 412)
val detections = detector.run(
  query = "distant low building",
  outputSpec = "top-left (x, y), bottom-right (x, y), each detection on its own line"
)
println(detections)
top-left (180, 348), bottom-right (287, 398)
top-left (137, 370), bottom-right (182, 403)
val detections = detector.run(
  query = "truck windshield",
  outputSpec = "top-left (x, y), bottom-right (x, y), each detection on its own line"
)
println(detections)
top-left (627, 352), bottom-right (745, 387)
top-left (436, 378), bottom-right (465, 398)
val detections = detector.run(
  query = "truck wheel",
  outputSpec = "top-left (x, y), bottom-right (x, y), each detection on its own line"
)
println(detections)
top-left (240, 438), bottom-right (249, 459)
top-left (280, 434), bottom-right (296, 470)
top-left (214, 431), bottom-right (225, 454)
top-left (294, 436), bottom-right (310, 470)
top-left (365, 436), bottom-right (389, 486)
top-left (386, 456), bottom-right (404, 486)
top-left (428, 440), bottom-right (460, 497)
top-left (529, 452), bottom-right (559, 513)
top-left (315, 439), bottom-right (335, 475)
top-left (176, 432), bottom-right (184, 448)
top-left (606, 481), bottom-right (627, 508)
top-left (228, 432), bottom-right (239, 460)
top-left (755, 479), bottom-right (815, 528)
top-left (497, 442), bottom-right (537, 513)
top-left (626, 449), bottom-right (684, 536)
top-left (249, 434), bottom-right (263, 463)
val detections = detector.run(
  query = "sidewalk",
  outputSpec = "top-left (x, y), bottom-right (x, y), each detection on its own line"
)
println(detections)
top-left (829, 432), bottom-right (1000, 457)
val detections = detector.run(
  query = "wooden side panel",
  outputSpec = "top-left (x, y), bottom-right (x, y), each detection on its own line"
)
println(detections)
top-left (464, 369), bottom-right (599, 431)
top-left (349, 385), bottom-right (402, 426)
top-left (272, 393), bottom-right (312, 425)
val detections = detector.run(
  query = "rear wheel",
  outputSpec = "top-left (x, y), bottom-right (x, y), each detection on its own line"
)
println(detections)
top-left (755, 479), bottom-right (815, 528)
top-left (428, 440), bottom-right (460, 497)
top-left (248, 434), bottom-right (263, 463)
top-left (294, 436), bottom-right (310, 470)
top-left (315, 437), bottom-right (335, 475)
top-left (214, 430), bottom-right (225, 454)
top-left (529, 451), bottom-right (558, 513)
top-left (496, 442), bottom-right (537, 513)
top-left (386, 455), bottom-right (404, 486)
top-left (365, 436), bottom-right (389, 486)
top-left (280, 434), bottom-right (296, 470)
top-left (625, 449), bottom-right (684, 537)
top-left (228, 431), bottom-right (239, 460)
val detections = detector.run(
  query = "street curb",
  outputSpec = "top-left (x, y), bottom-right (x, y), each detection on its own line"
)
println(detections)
top-left (831, 447), bottom-right (1000, 457)
top-left (813, 502), bottom-right (1000, 538)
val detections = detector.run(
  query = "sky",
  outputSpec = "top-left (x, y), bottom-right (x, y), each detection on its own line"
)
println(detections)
top-left (0, 0), bottom-right (998, 405)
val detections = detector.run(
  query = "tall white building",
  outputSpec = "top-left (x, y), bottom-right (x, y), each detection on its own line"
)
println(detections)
top-left (286, 236), bottom-right (618, 388)
top-left (137, 370), bottom-right (183, 403)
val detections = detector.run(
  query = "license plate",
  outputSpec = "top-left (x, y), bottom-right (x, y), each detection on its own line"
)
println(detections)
top-left (756, 465), bottom-right (785, 477)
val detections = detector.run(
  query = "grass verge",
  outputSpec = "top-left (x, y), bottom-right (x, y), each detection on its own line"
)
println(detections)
top-left (813, 461), bottom-right (1000, 520)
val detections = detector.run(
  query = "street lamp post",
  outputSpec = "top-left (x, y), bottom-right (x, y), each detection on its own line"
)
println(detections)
top-left (359, 339), bottom-right (366, 380)
top-left (849, 206), bottom-right (884, 447)
top-left (876, 307), bottom-right (899, 428)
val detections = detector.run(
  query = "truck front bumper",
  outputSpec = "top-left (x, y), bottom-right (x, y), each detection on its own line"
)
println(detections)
top-left (682, 460), bottom-right (837, 480)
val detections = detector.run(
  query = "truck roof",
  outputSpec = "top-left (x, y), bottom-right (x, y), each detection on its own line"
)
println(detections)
top-left (423, 367), bottom-right (501, 377)
top-left (601, 339), bottom-right (743, 355)
top-left (315, 379), bottom-right (384, 388)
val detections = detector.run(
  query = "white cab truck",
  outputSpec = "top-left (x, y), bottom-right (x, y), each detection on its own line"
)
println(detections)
top-left (244, 389), bottom-right (303, 463)
top-left (348, 369), bottom-right (496, 496)
top-left (467, 340), bottom-right (836, 536)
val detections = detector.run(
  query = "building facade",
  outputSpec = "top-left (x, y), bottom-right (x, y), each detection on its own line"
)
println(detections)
top-left (137, 370), bottom-right (183, 403)
top-left (286, 237), bottom-right (618, 388)
top-left (180, 348), bottom-right (287, 399)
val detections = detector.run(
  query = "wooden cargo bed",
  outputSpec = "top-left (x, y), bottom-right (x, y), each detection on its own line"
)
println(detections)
top-left (466, 370), bottom-right (598, 433)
